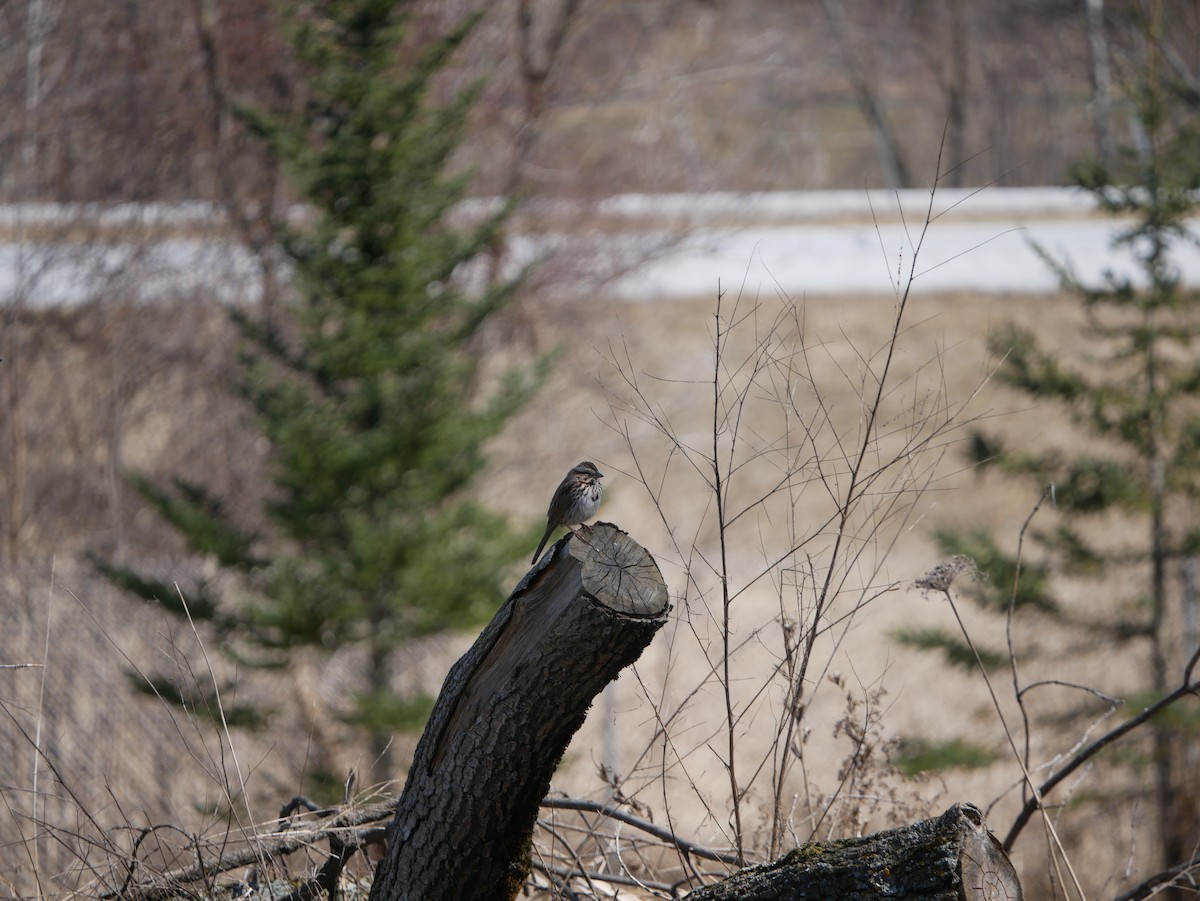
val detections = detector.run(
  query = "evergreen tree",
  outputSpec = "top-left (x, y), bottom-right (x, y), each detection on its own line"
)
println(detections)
top-left (906, 27), bottom-right (1200, 882)
top-left (101, 0), bottom-right (543, 772)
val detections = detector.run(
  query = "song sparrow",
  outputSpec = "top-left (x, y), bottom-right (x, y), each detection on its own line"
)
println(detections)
top-left (531, 461), bottom-right (604, 564)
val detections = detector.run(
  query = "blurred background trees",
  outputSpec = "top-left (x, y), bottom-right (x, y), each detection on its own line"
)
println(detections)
top-left (2, 0), bottom-right (1191, 207)
top-left (918, 8), bottom-right (1200, 889)
top-left (94, 0), bottom-right (547, 778)
top-left (3, 0), bottom-right (1200, 894)
top-left (6, 0), bottom-right (1197, 575)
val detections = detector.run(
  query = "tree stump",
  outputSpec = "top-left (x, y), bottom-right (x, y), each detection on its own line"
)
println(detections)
top-left (686, 803), bottom-right (1022, 901)
top-left (368, 522), bottom-right (670, 901)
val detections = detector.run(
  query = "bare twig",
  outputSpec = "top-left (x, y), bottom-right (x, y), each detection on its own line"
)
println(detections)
top-left (711, 282), bottom-right (745, 866)
top-left (30, 556), bottom-right (55, 890)
top-left (97, 801), bottom-right (395, 901)
top-left (1109, 851), bottom-right (1200, 901)
top-left (531, 860), bottom-right (675, 895)
top-left (101, 789), bottom-right (749, 899)
top-left (541, 797), bottom-right (742, 866)
top-left (1007, 484), bottom-right (1052, 780)
top-left (1002, 645), bottom-right (1200, 852)
top-left (941, 585), bottom-right (1086, 901)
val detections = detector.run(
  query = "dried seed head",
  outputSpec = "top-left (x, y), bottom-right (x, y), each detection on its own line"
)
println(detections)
top-left (915, 555), bottom-right (979, 593)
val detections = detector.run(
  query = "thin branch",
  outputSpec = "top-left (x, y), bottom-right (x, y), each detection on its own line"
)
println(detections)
top-left (942, 587), bottom-right (1086, 900)
top-left (1002, 644), bottom-right (1200, 852)
top-left (1008, 486), bottom-right (1051, 780)
top-left (711, 282), bottom-right (745, 867)
top-left (1109, 852), bottom-right (1200, 901)
top-left (97, 802), bottom-right (395, 901)
top-left (104, 789), bottom-right (748, 899)
top-left (541, 797), bottom-right (742, 866)
top-left (1015, 680), bottom-right (1122, 706)
top-left (531, 860), bottom-right (676, 894)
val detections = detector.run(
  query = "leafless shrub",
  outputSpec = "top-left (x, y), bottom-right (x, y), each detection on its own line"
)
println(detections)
top-left (921, 488), bottom-right (1200, 901)
top-left (511, 152), bottom-right (996, 893)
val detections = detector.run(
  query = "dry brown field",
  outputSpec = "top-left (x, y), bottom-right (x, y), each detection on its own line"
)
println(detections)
top-left (2, 273), bottom-right (1171, 897)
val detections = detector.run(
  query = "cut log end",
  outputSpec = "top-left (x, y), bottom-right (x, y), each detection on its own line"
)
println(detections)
top-left (949, 804), bottom-right (1024, 901)
top-left (567, 521), bottom-right (669, 619)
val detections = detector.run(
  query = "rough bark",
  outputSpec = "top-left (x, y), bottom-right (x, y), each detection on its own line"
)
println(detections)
top-left (368, 521), bottom-right (670, 901)
top-left (686, 803), bottom-right (1021, 901)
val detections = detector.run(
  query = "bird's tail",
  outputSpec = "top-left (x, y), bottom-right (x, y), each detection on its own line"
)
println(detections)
top-left (531, 526), bottom-right (555, 565)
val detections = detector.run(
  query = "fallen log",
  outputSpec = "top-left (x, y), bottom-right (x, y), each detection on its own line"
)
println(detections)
top-left (686, 803), bottom-right (1022, 901)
